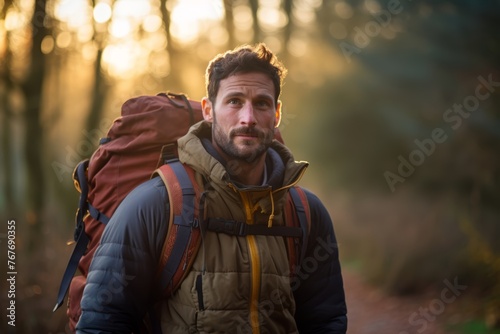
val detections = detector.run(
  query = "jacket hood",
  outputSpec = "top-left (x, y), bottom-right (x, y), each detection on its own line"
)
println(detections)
top-left (178, 121), bottom-right (309, 227)
top-left (177, 121), bottom-right (308, 190)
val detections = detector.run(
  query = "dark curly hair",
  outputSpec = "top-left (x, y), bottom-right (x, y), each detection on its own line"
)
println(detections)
top-left (205, 43), bottom-right (287, 105)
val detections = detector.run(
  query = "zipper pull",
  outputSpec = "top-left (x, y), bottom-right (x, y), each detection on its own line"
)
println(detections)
top-left (267, 214), bottom-right (274, 227)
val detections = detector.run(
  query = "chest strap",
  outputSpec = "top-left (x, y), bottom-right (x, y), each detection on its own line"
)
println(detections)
top-left (206, 218), bottom-right (303, 237)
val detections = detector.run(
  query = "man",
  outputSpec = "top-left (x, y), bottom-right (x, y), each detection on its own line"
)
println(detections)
top-left (76, 43), bottom-right (347, 333)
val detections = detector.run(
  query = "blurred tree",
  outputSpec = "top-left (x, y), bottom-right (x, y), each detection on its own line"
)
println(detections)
top-left (160, 0), bottom-right (183, 90)
top-left (283, 0), bottom-right (292, 48)
top-left (248, 0), bottom-right (261, 43)
top-left (223, 0), bottom-right (236, 47)
top-left (298, 2), bottom-right (500, 316)
top-left (20, 0), bottom-right (50, 249)
top-left (0, 0), bottom-right (15, 214)
top-left (84, 0), bottom-right (113, 143)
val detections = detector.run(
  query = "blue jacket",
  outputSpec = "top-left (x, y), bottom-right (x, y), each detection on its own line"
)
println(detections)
top-left (76, 124), bottom-right (347, 333)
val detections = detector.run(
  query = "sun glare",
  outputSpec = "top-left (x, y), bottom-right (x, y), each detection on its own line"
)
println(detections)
top-left (113, 0), bottom-right (151, 21)
top-left (55, 0), bottom-right (92, 29)
top-left (109, 18), bottom-right (132, 38)
top-left (233, 5), bottom-right (254, 31)
top-left (102, 41), bottom-right (148, 78)
top-left (257, 7), bottom-right (288, 31)
top-left (93, 3), bottom-right (112, 24)
top-left (170, 0), bottom-right (224, 44)
top-left (142, 14), bottom-right (163, 33)
top-left (50, 0), bottom-right (225, 78)
top-left (5, 8), bottom-right (29, 31)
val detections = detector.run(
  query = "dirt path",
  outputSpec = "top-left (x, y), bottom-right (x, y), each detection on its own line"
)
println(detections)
top-left (343, 268), bottom-right (454, 334)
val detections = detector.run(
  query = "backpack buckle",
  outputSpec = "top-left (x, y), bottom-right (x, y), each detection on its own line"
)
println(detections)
top-left (159, 143), bottom-right (179, 165)
top-left (207, 218), bottom-right (248, 236)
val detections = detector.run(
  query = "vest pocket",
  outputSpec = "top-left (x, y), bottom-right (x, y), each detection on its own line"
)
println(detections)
top-left (195, 274), bottom-right (205, 311)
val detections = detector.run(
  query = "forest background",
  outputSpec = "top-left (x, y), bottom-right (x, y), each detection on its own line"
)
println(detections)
top-left (0, 0), bottom-right (499, 333)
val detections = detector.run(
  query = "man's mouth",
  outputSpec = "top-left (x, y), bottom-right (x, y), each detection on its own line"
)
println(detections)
top-left (235, 133), bottom-right (257, 138)
top-left (233, 128), bottom-right (260, 139)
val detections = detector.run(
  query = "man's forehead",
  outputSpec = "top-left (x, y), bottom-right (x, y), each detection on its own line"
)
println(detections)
top-left (219, 72), bottom-right (275, 96)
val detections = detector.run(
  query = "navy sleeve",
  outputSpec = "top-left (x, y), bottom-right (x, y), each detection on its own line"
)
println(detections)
top-left (76, 177), bottom-right (169, 334)
top-left (293, 189), bottom-right (348, 333)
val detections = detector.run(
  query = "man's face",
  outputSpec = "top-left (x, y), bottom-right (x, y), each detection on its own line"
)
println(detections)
top-left (202, 72), bottom-right (281, 164)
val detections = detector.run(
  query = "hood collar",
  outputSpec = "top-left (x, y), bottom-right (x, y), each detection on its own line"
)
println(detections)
top-left (178, 121), bottom-right (309, 189)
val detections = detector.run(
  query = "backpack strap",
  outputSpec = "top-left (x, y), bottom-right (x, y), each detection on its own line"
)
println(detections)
top-left (151, 166), bottom-right (310, 297)
top-left (285, 186), bottom-right (311, 276)
top-left (54, 159), bottom-right (91, 312)
top-left (157, 92), bottom-right (197, 125)
top-left (53, 159), bottom-right (112, 312)
top-left (206, 218), bottom-right (303, 237)
top-left (153, 160), bottom-right (203, 296)
top-left (203, 187), bottom-right (309, 277)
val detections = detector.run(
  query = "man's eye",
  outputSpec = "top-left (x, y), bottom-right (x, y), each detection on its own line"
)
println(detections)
top-left (228, 98), bottom-right (241, 105)
top-left (256, 100), bottom-right (271, 108)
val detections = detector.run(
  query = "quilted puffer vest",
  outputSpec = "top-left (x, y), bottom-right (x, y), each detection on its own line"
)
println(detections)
top-left (159, 122), bottom-right (308, 333)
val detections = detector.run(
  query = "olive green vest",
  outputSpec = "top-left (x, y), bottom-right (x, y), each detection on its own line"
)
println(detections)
top-left (160, 122), bottom-right (308, 333)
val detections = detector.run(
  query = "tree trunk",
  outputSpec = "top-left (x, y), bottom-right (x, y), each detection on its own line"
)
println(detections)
top-left (84, 47), bottom-right (107, 143)
top-left (248, 0), bottom-right (261, 44)
top-left (0, 1), bottom-right (15, 214)
top-left (223, 0), bottom-right (236, 48)
top-left (283, 0), bottom-right (293, 48)
top-left (160, 0), bottom-right (185, 92)
top-left (0, 79), bottom-right (15, 214)
top-left (21, 0), bottom-right (49, 249)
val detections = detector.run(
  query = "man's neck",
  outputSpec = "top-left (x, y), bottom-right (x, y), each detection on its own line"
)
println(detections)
top-left (200, 136), bottom-right (269, 186)
top-left (228, 155), bottom-right (267, 186)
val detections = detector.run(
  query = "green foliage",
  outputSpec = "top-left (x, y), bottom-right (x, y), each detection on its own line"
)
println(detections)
top-left (448, 320), bottom-right (500, 334)
top-left (286, 0), bottom-right (500, 322)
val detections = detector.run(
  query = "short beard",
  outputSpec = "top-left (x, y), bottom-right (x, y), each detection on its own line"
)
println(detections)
top-left (212, 110), bottom-right (274, 164)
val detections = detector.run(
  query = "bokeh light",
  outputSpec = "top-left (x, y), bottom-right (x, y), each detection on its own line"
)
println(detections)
top-left (93, 2), bottom-right (112, 24)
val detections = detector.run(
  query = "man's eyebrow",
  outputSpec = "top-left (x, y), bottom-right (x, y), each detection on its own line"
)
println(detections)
top-left (223, 91), bottom-right (245, 99)
top-left (222, 91), bottom-right (274, 100)
top-left (254, 94), bottom-right (274, 101)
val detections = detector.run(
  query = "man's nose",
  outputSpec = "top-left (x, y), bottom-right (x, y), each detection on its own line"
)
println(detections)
top-left (240, 102), bottom-right (257, 126)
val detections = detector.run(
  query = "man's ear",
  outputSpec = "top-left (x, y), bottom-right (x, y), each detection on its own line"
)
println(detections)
top-left (275, 100), bottom-right (282, 128)
top-left (202, 97), bottom-right (213, 122)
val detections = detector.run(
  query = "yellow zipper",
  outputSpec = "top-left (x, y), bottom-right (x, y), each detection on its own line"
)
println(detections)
top-left (248, 235), bottom-right (261, 333)
top-left (228, 163), bottom-right (306, 333)
top-left (234, 188), bottom-right (261, 334)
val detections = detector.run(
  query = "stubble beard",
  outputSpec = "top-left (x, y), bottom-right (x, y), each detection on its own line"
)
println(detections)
top-left (212, 113), bottom-right (274, 164)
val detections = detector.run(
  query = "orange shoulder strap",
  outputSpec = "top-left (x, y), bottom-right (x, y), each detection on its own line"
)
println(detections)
top-left (153, 160), bottom-right (203, 297)
top-left (284, 186), bottom-right (311, 276)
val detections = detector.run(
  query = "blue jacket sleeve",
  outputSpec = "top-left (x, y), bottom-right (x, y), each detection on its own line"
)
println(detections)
top-left (293, 189), bottom-right (348, 333)
top-left (76, 177), bottom-right (169, 334)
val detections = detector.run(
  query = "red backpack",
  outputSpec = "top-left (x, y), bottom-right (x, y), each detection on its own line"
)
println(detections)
top-left (53, 92), bottom-right (311, 332)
